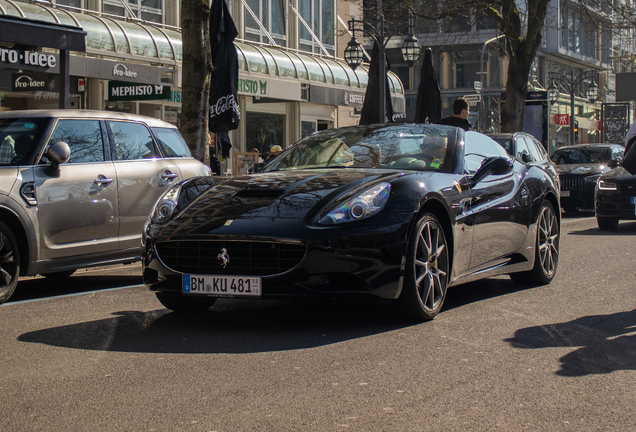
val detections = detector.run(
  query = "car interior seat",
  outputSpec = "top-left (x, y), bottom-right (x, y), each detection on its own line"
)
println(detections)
top-left (11, 135), bottom-right (32, 164)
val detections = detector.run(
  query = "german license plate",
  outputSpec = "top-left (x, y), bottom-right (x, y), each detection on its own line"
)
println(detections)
top-left (560, 190), bottom-right (570, 197)
top-left (183, 274), bottom-right (261, 297)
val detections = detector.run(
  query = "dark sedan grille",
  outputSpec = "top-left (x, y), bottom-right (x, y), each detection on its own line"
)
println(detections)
top-left (155, 240), bottom-right (306, 276)
top-left (559, 175), bottom-right (585, 190)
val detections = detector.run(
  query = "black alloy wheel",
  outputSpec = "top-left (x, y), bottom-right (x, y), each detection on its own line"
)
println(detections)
top-left (0, 221), bottom-right (20, 303)
top-left (398, 213), bottom-right (449, 321)
top-left (511, 201), bottom-right (559, 285)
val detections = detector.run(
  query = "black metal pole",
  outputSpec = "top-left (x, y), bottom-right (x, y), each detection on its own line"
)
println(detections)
top-left (378, 15), bottom-right (386, 123)
top-left (570, 70), bottom-right (575, 145)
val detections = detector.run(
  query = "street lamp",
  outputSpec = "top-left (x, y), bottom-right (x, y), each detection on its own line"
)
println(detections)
top-left (345, 14), bottom-right (422, 123)
top-left (548, 70), bottom-right (599, 145)
top-left (401, 15), bottom-right (420, 68)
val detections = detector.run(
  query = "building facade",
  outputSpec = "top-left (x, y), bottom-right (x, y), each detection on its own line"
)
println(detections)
top-left (387, 0), bottom-right (635, 152)
top-left (0, 0), bottom-right (405, 173)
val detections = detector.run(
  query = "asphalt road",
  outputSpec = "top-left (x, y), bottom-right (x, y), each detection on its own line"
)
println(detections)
top-left (1, 213), bottom-right (635, 431)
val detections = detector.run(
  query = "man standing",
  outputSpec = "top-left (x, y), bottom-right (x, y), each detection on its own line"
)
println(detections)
top-left (435, 97), bottom-right (472, 131)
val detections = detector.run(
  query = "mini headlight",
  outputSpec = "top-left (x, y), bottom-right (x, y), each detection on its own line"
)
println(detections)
top-left (150, 183), bottom-right (182, 224)
top-left (597, 179), bottom-right (617, 191)
top-left (320, 182), bottom-right (391, 225)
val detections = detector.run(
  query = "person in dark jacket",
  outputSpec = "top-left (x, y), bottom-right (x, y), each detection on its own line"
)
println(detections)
top-left (435, 97), bottom-right (472, 131)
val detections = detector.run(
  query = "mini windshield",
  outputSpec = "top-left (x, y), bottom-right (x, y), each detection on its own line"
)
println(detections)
top-left (263, 124), bottom-right (452, 172)
top-left (551, 147), bottom-right (611, 165)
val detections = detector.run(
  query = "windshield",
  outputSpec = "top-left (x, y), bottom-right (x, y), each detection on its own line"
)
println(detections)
top-left (263, 124), bottom-right (452, 172)
top-left (551, 147), bottom-right (611, 165)
top-left (490, 138), bottom-right (513, 155)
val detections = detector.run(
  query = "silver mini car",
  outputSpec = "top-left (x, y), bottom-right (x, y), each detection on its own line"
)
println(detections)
top-left (0, 110), bottom-right (211, 303)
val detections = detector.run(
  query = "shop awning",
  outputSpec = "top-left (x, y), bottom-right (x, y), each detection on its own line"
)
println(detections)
top-left (0, 0), bottom-right (403, 102)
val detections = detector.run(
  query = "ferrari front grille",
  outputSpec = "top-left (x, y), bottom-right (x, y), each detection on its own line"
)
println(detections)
top-left (154, 240), bottom-right (306, 276)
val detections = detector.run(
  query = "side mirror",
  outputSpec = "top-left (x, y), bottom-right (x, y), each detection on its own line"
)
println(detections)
top-left (607, 159), bottom-right (620, 169)
top-left (521, 152), bottom-right (532, 163)
top-left (472, 156), bottom-right (514, 185)
top-left (44, 141), bottom-right (71, 177)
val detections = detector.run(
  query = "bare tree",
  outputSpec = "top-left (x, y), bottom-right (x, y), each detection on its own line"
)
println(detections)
top-left (179, 0), bottom-right (213, 165)
top-left (399, 0), bottom-right (550, 133)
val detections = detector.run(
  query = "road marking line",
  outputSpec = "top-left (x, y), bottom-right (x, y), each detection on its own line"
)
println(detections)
top-left (1, 284), bottom-right (143, 306)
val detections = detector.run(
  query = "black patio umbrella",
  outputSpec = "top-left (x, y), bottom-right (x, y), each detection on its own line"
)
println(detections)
top-left (209, 0), bottom-right (240, 133)
top-left (359, 42), bottom-right (394, 125)
top-left (414, 48), bottom-right (442, 124)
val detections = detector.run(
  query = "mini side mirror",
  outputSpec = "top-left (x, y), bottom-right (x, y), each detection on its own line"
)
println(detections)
top-left (44, 141), bottom-right (71, 177)
top-left (607, 159), bottom-right (619, 169)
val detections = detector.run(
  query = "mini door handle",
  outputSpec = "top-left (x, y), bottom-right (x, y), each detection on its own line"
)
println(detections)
top-left (162, 173), bottom-right (178, 180)
top-left (94, 176), bottom-right (113, 185)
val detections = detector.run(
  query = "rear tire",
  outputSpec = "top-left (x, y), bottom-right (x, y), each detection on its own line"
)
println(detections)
top-left (0, 222), bottom-right (20, 304)
top-left (155, 292), bottom-right (217, 312)
top-left (510, 201), bottom-right (559, 286)
top-left (597, 217), bottom-right (619, 231)
top-left (396, 213), bottom-right (449, 322)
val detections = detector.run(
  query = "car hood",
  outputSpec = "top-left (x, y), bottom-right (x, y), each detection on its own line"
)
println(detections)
top-left (157, 169), bottom-right (405, 237)
top-left (556, 163), bottom-right (607, 176)
top-left (599, 166), bottom-right (636, 181)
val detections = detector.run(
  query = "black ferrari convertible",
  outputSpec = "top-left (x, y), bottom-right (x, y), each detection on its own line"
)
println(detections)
top-left (142, 124), bottom-right (561, 321)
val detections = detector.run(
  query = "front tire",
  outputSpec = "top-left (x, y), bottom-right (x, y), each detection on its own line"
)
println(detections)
top-left (510, 201), bottom-right (559, 286)
top-left (155, 292), bottom-right (217, 313)
top-left (597, 217), bottom-right (618, 231)
top-left (397, 213), bottom-right (449, 321)
top-left (0, 222), bottom-right (20, 304)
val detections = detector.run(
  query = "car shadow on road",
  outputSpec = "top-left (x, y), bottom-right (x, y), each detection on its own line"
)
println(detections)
top-left (16, 276), bottom-right (533, 354)
top-left (505, 309), bottom-right (636, 376)
top-left (17, 298), bottom-right (416, 354)
top-left (567, 219), bottom-right (636, 236)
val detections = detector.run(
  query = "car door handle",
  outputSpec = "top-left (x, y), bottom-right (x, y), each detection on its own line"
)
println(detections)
top-left (94, 176), bottom-right (113, 186)
top-left (162, 172), bottom-right (178, 181)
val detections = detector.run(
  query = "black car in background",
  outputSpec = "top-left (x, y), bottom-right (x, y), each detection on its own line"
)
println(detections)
top-left (487, 132), bottom-right (558, 178)
top-left (551, 144), bottom-right (625, 213)
top-left (595, 160), bottom-right (636, 230)
top-left (142, 124), bottom-right (561, 322)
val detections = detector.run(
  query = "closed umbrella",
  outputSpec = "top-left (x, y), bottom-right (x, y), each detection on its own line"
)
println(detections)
top-left (209, 0), bottom-right (240, 133)
top-left (359, 42), bottom-right (394, 125)
top-left (414, 48), bottom-right (442, 124)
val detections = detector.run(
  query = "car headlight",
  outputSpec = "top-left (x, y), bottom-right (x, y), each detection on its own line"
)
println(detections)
top-left (597, 179), bottom-right (617, 191)
top-left (150, 183), bottom-right (182, 224)
top-left (320, 182), bottom-right (391, 225)
top-left (585, 174), bottom-right (601, 183)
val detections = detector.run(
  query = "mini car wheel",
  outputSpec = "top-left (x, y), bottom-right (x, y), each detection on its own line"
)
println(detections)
top-left (155, 292), bottom-right (217, 312)
top-left (398, 213), bottom-right (449, 321)
top-left (597, 217), bottom-right (619, 231)
top-left (510, 201), bottom-right (559, 286)
top-left (0, 222), bottom-right (20, 304)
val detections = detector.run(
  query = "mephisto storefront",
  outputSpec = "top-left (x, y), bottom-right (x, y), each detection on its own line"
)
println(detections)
top-left (0, 1), bottom-right (404, 164)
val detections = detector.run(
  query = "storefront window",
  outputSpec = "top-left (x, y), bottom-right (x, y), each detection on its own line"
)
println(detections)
top-left (246, 112), bottom-right (285, 154)
top-left (302, 121), bottom-right (316, 138)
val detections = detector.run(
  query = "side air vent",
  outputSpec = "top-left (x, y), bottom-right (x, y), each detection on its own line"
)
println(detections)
top-left (20, 182), bottom-right (37, 206)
